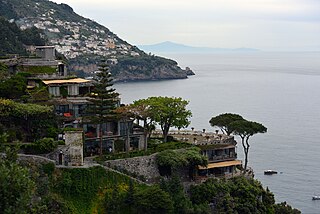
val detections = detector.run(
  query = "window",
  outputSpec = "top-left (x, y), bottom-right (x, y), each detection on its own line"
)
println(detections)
top-left (49, 86), bottom-right (60, 96)
top-left (68, 85), bottom-right (79, 96)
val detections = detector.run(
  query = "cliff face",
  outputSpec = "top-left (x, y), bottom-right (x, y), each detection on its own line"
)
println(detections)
top-left (113, 65), bottom-right (188, 82)
top-left (0, 0), bottom-right (194, 81)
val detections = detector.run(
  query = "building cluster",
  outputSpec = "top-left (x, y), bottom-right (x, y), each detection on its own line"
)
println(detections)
top-left (154, 130), bottom-right (243, 180)
top-left (4, 46), bottom-right (242, 179)
top-left (17, 9), bottom-right (140, 59)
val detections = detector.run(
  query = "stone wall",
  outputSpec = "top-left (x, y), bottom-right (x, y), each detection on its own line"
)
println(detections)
top-left (1, 153), bottom-right (55, 165)
top-left (45, 131), bottom-right (84, 166)
top-left (65, 131), bottom-right (84, 166)
top-left (105, 153), bottom-right (160, 183)
top-left (17, 154), bottom-right (55, 166)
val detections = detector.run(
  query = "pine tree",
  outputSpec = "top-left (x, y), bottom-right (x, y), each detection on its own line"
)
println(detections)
top-left (86, 60), bottom-right (119, 155)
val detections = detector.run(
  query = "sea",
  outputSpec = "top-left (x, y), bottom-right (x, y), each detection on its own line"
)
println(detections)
top-left (114, 51), bottom-right (320, 214)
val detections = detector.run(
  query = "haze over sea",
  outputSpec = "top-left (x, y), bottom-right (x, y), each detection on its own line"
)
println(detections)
top-left (114, 52), bottom-right (320, 213)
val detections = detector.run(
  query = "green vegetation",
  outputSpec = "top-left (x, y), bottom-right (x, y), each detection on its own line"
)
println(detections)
top-left (0, 17), bottom-right (45, 56)
top-left (274, 202), bottom-right (301, 214)
top-left (111, 55), bottom-right (179, 76)
top-left (22, 138), bottom-right (63, 154)
top-left (18, 66), bottom-right (57, 74)
top-left (230, 120), bottom-right (267, 171)
top-left (209, 113), bottom-right (244, 135)
top-left (0, 62), bottom-right (8, 80)
top-left (0, 147), bottom-right (71, 214)
top-left (98, 141), bottom-right (193, 161)
top-left (0, 99), bottom-right (57, 142)
top-left (27, 86), bottom-right (50, 103)
top-left (122, 97), bottom-right (192, 143)
top-left (0, 74), bottom-right (27, 99)
top-left (156, 147), bottom-right (207, 177)
top-left (86, 60), bottom-right (119, 155)
top-left (209, 113), bottom-right (267, 171)
top-left (54, 166), bottom-right (133, 213)
top-left (130, 98), bottom-right (157, 151)
top-left (0, 151), bottom-right (35, 214)
top-left (132, 186), bottom-right (174, 213)
top-left (189, 176), bottom-right (276, 214)
top-left (0, 123), bottom-right (299, 214)
top-left (145, 96), bottom-right (192, 142)
top-left (0, 1), bottom-right (18, 20)
top-left (189, 176), bottom-right (300, 214)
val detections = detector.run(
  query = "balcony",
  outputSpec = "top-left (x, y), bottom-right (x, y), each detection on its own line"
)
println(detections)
top-left (208, 153), bottom-right (237, 162)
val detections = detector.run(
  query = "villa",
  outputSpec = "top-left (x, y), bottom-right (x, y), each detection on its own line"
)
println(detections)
top-left (156, 130), bottom-right (243, 180)
top-left (43, 77), bottom-right (145, 156)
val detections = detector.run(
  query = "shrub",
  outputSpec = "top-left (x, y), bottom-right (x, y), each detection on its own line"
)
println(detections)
top-left (42, 162), bottom-right (55, 177)
top-left (34, 138), bottom-right (58, 153)
top-left (133, 186), bottom-right (174, 213)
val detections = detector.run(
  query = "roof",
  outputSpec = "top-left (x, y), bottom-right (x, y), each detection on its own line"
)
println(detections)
top-left (35, 46), bottom-right (55, 49)
top-left (42, 78), bottom-right (92, 85)
top-left (198, 160), bottom-right (242, 170)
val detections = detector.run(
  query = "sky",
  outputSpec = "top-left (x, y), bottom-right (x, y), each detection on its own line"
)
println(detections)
top-left (53, 0), bottom-right (320, 51)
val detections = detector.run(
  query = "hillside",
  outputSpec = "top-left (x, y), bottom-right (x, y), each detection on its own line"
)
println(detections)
top-left (0, 0), bottom-right (192, 81)
top-left (0, 17), bottom-right (45, 56)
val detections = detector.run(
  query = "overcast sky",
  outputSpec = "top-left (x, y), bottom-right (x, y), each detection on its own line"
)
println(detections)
top-left (53, 0), bottom-right (320, 51)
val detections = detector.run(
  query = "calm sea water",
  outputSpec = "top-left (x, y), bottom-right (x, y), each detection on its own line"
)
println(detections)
top-left (114, 52), bottom-right (320, 213)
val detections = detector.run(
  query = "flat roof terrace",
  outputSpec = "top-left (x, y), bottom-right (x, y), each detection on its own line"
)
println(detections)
top-left (152, 130), bottom-right (237, 146)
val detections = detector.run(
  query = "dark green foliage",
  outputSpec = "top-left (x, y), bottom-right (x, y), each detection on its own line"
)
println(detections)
top-left (18, 66), bottom-right (57, 74)
top-left (21, 139), bottom-right (60, 155)
top-left (0, 74), bottom-right (27, 99)
top-left (0, 62), bottom-right (8, 80)
top-left (32, 138), bottom-right (59, 154)
top-left (98, 141), bottom-right (193, 162)
top-left (60, 86), bottom-right (68, 98)
top-left (86, 60), bottom-right (119, 155)
top-left (0, 150), bottom-right (35, 214)
top-left (274, 202), bottom-right (301, 214)
top-left (0, 17), bottom-right (45, 56)
top-left (156, 147), bottom-right (207, 177)
top-left (110, 55), bottom-right (178, 75)
top-left (42, 162), bottom-right (55, 177)
top-left (209, 113), bottom-right (244, 135)
top-left (104, 187), bottom-right (126, 214)
top-left (54, 166), bottom-right (132, 213)
top-left (114, 139), bottom-right (125, 152)
top-left (189, 176), bottom-right (276, 214)
top-left (86, 60), bottom-right (119, 123)
top-left (18, 27), bottom-right (46, 46)
top-left (134, 96), bottom-right (191, 143)
top-left (0, 99), bottom-right (57, 142)
top-left (0, 2), bottom-right (18, 19)
top-left (133, 185), bottom-right (174, 214)
top-left (160, 176), bottom-right (195, 214)
top-left (27, 86), bottom-right (50, 103)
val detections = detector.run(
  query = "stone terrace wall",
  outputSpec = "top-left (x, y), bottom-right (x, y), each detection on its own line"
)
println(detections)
top-left (1, 153), bottom-right (55, 168)
top-left (17, 154), bottom-right (55, 166)
top-left (104, 153), bottom-right (160, 183)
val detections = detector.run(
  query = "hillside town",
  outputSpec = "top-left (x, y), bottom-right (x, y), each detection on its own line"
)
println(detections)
top-left (17, 9), bottom-right (140, 59)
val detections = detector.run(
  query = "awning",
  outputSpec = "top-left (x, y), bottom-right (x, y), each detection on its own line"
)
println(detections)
top-left (198, 160), bottom-right (242, 170)
top-left (42, 78), bottom-right (92, 85)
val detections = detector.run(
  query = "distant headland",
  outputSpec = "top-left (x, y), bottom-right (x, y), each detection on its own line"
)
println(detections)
top-left (138, 41), bottom-right (261, 54)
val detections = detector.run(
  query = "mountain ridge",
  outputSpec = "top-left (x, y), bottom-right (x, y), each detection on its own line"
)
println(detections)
top-left (139, 41), bottom-right (260, 53)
